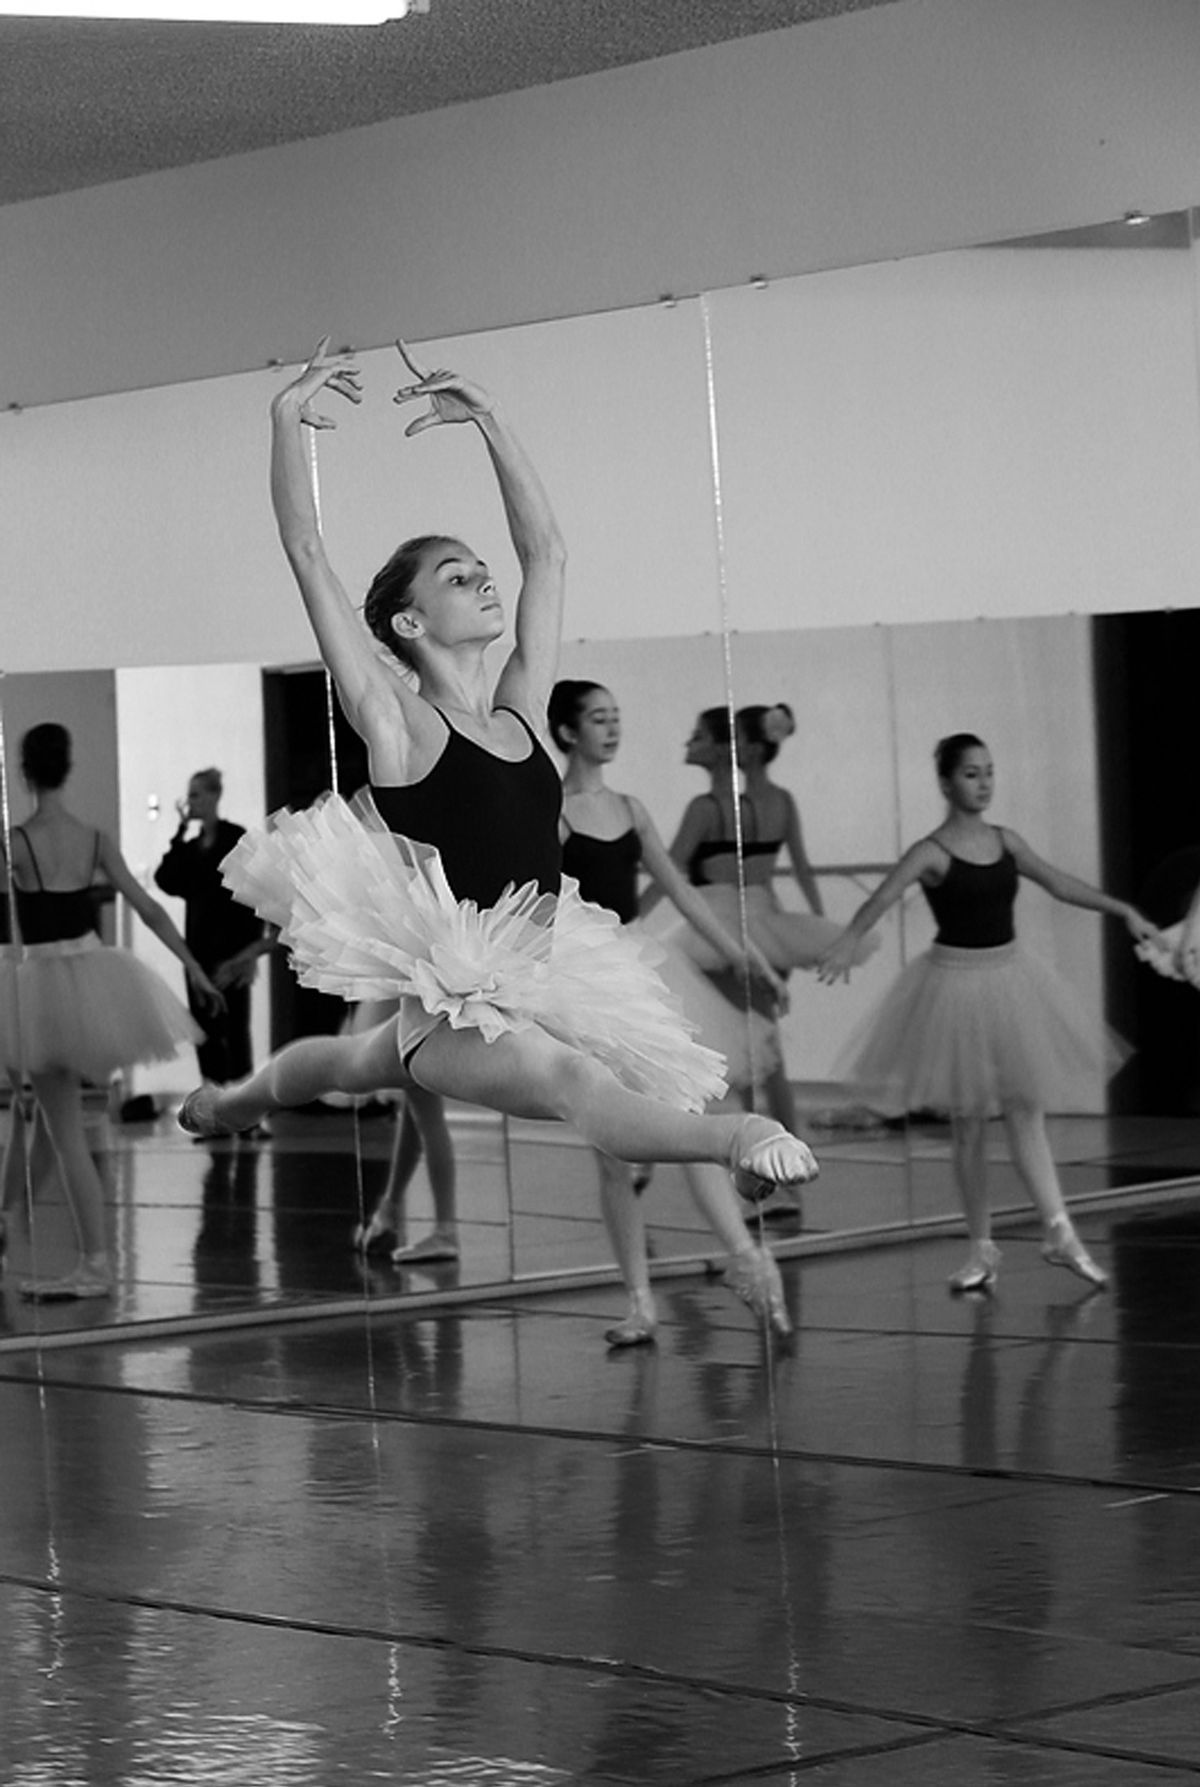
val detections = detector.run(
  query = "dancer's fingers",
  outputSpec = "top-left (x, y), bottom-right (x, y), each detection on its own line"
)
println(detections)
top-left (396, 338), bottom-right (429, 381)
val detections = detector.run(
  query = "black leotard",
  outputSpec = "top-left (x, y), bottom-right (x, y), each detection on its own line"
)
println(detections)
top-left (686, 793), bottom-right (780, 886)
top-left (370, 708), bottom-right (562, 908)
top-left (923, 839), bottom-right (1018, 948)
top-left (12, 827), bottom-right (102, 945)
top-left (562, 825), bottom-right (642, 924)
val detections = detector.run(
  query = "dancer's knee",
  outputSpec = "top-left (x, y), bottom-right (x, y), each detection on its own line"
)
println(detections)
top-left (540, 1046), bottom-right (608, 1126)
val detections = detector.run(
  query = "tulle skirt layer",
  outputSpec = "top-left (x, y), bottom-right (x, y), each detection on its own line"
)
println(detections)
top-left (221, 792), bottom-right (727, 1113)
top-left (837, 941), bottom-right (1127, 1117)
top-left (641, 922), bottom-right (779, 1092)
top-left (678, 883), bottom-right (880, 975)
top-left (0, 935), bottom-right (201, 1081)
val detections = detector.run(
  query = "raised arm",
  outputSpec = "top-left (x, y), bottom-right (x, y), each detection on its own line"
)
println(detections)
top-left (96, 835), bottom-right (224, 1014)
top-left (816, 838), bottom-right (943, 983)
top-left (1003, 829), bottom-right (1158, 942)
top-left (271, 342), bottom-right (414, 752)
top-left (781, 790), bottom-right (825, 916)
top-left (631, 798), bottom-right (787, 1009)
top-left (392, 343), bottom-right (566, 725)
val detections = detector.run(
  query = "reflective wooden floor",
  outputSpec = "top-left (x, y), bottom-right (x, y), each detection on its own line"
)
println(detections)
top-left (2, 1110), bottom-right (1200, 1781)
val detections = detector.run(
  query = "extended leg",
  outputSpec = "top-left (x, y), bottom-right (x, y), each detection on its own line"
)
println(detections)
top-left (181, 1018), bottom-right (411, 1135)
top-left (1003, 1105), bottom-right (1107, 1288)
top-left (410, 1022), bottom-right (816, 1191)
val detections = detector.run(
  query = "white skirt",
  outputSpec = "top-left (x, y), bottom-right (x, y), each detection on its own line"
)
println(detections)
top-left (677, 883), bottom-right (880, 976)
top-left (220, 791), bottom-right (728, 1113)
top-left (0, 934), bottom-right (200, 1082)
top-left (837, 941), bottom-right (1128, 1117)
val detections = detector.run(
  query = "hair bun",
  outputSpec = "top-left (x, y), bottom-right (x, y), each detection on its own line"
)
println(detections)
top-left (762, 704), bottom-right (795, 744)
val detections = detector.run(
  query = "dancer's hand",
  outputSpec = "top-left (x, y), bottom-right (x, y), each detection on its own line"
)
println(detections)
top-left (213, 950), bottom-right (259, 992)
top-left (744, 946), bottom-right (789, 1014)
top-left (393, 340), bottom-right (494, 434)
top-left (273, 337), bottom-right (363, 430)
top-left (816, 928), bottom-right (861, 984)
top-left (188, 967), bottom-right (226, 1016)
top-left (1123, 905), bottom-right (1161, 947)
top-left (1176, 929), bottom-right (1200, 988)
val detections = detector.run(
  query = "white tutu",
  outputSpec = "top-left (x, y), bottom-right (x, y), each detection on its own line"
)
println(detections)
top-left (0, 935), bottom-right (201, 1082)
top-left (221, 791), bottom-right (727, 1113)
top-left (836, 941), bottom-right (1128, 1117)
top-left (678, 883), bottom-right (880, 976)
top-left (646, 926), bottom-right (779, 1093)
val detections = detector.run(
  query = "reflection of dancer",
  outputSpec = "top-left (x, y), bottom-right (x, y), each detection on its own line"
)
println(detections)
top-left (656, 703), bottom-right (871, 1216)
top-left (154, 767), bottom-right (270, 1084)
top-left (550, 679), bottom-right (791, 1346)
top-left (819, 733), bottom-right (1158, 1294)
top-left (178, 340), bottom-right (816, 1332)
top-left (1, 723), bottom-right (220, 1298)
top-left (350, 999), bottom-right (459, 1265)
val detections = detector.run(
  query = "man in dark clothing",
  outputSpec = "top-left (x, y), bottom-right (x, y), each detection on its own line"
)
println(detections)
top-left (155, 767), bottom-right (268, 1084)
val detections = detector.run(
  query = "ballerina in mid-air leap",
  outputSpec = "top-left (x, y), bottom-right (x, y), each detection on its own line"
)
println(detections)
top-left (179, 338), bottom-right (817, 1332)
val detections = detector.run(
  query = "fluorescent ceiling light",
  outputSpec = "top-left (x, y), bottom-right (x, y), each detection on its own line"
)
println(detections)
top-left (4, 0), bottom-right (428, 19)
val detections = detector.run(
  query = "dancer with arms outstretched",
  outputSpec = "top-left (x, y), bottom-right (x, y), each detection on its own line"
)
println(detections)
top-left (818, 732), bottom-right (1157, 1293)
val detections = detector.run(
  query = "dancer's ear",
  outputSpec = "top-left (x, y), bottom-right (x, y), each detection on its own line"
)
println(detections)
top-left (391, 611), bottom-right (424, 644)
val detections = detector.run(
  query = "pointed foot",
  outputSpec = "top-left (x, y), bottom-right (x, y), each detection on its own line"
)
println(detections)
top-left (729, 1117), bottom-right (819, 1205)
top-left (1042, 1219), bottom-right (1107, 1289)
top-left (177, 1085), bottom-right (242, 1139)
top-left (948, 1240), bottom-right (1000, 1294)
top-left (723, 1245), bottom-right (792, 1335)
top-left (391, 1233), bottom-right (460, 1265)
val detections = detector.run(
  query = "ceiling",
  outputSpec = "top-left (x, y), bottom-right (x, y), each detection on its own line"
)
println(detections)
top-left (0, 0), bottom-right (904, 209)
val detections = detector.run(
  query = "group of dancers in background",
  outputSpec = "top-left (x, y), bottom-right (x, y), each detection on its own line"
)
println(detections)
top-left (1, 340), bottom-right (1189, 1326)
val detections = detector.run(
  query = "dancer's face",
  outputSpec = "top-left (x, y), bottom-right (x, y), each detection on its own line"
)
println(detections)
top-left (941, 746), bottom-right (994, 814)
top-left (685, 719), bottom-right (726, 770)
top-left (406, 539), bottom-right (504, 648)
top-left (567, 688), bottom-right (621, 764)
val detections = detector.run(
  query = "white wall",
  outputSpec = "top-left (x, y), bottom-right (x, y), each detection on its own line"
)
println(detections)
top-left (3, 239), bottom-right (1197, 673)
top-left (2, 0), bottom-right (1199, 408)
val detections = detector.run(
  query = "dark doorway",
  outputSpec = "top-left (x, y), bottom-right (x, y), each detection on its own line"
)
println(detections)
top-left (261, 665), bottom-right (370, 1053)
top-left (1093, 610), bottom-right (1200, 1114)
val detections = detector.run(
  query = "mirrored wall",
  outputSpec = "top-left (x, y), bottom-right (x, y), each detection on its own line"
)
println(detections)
top-left (3, 205), bottom-right (1199, 1342)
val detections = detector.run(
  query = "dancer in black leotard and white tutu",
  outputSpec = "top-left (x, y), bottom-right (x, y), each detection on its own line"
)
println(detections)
top-left (1, 723), bottom-right (221, 1298)
top-left (818, 732), bottom-right (1159, 1294)
top-left (178, 340), bottom-right (817, 1332)
top-left (550, 678), bottom-right (797, 1345)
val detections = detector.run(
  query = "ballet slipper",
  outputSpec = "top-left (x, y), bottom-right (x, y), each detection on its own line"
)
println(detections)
top-left (729, 1116), bottom-right (818, 1205)
top-left (723, 1244), bottom-right (792, 1335)
top-left (391, 1232), bottom-right (460, 1265)
top-left (177, 1085), bottom-right (242, 1139)
top-left (604, 1295), bottom-right (657, 1349)
top-left (20, 1260), bottom-right (113, 1302)
top-left (948, 1240), bottom-right (1000, 1294)
top-left (1042, 1217), bottom-right (1107, 1289)
top-left (353, 1211), bottom-right (399, 1255)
